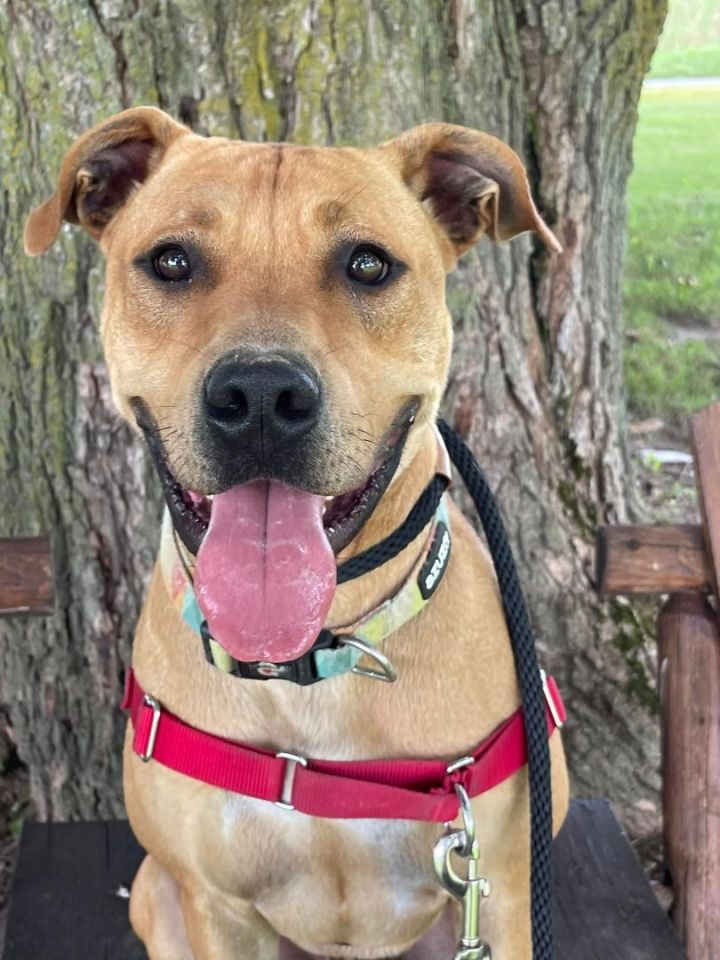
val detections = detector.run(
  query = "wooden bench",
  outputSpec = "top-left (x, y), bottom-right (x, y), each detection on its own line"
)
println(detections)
top-left (597, 402), bottom-right (720, 958)
top-left (1, 799), bottom-right (683, 960)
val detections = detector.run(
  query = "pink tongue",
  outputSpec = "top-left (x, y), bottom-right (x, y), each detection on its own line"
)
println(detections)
top-left (195, 480), bottom-right (336, 663)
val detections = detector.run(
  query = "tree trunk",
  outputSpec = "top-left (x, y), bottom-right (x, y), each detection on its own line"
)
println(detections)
top-left (0, 0), bottom-right (666, 825)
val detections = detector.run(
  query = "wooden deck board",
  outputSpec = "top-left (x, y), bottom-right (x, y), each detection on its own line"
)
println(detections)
top-left (552, 799), bottom-right (683, 959)
top-left (2, 799), bottom-right (683, 959)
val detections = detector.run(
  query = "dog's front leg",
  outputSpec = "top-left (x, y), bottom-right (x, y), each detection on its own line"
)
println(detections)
top-left (131, 854), bottom-right (278, 960)
top-left (130, 855), bottom-right (195, 960)
top-left (181, 881), bottom-right (279, 960)
top-left (472, 733), bottom-right (568, 959)
top-left (179, 881), bottom-right (279, 960)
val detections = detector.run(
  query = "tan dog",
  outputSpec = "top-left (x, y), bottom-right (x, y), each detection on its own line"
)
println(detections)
top-left (25, 107), bottom-right (568, 960)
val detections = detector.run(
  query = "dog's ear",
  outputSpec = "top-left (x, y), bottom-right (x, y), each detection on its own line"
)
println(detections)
top-left (24, 106), bottom-right (191, 256)
top-left (382, 123), bottom-right (561, 258)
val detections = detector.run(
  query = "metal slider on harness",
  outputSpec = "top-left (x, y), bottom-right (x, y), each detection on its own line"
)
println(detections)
top-left (275, 752), bottom-right (308, 810)
top-left (139, 694), bottom-right (163, 762)
top-left (541, 669), bottom-right (565, 729)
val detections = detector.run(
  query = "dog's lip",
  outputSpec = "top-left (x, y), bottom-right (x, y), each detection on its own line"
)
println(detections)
top-left (132, 398), bottom-right (419, 558)
top-left (321, 403), bottom-right (417, 554)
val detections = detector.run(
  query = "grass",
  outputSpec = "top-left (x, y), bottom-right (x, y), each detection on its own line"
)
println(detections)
top-left (650, 44), bottom-right (720, 78)
top-left (623, 84), bottom-right (720, 421)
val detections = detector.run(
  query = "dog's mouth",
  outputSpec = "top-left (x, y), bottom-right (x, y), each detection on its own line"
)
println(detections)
top-left (134, 400), bottom-right (417, 663)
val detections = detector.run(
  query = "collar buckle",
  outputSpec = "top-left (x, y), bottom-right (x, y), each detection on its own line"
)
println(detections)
top-left (275, 752), bottom-right (308, 810)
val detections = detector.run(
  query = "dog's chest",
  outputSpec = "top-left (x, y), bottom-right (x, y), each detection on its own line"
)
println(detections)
top-left (211, 794), bottom-right (446, 945)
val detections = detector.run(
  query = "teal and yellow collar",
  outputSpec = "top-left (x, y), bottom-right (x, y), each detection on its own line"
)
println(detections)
top-left (160, 491), bottom-right (451, 685)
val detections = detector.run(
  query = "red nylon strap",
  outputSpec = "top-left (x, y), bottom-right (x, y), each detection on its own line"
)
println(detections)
top-left (122, 668), bottom-right (565, 822)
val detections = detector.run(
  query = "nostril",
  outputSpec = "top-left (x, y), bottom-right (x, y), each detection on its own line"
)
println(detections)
top-left (205, 382), bottom-right (249, 420)
top-left (275, 387), bottom-right (315, 423)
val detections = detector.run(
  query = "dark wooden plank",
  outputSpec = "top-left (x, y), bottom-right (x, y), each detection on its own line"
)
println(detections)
top-left (692, 402), bottom-right (720, 603)
top-left (3, 801), bottom-right (683, 959)
top-left (0, 536), bottom-right (53, 617)
top-left (659, 594), bottom-right (720, 958)
top-left (4, 821), bottom-right (146, 960)
top-left (553, 799), bottom-right (684, 960)
top-left (596, 524), bottom-right (710, 595)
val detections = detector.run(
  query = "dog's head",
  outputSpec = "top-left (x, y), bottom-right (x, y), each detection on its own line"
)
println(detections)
top-left (26, 107), bottom-right (558, 662)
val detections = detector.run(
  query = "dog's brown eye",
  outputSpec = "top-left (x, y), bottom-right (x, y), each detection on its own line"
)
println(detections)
top-left (154, 247), bottom-right (191, 282)
top-left (347, 248), bottom-right (390, 285)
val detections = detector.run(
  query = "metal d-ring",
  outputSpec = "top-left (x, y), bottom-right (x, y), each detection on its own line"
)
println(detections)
top-left (338, 636), bottom-right (398, 683)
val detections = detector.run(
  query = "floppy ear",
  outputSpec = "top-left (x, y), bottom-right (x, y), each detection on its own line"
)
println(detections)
top-left (24, 106), bottom-right (191, 256)
top-left (382, 122), bottom-right (561, 258)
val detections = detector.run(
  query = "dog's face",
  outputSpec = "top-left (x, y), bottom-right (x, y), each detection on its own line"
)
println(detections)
top-left (26, 107), bottom-right (558, 662)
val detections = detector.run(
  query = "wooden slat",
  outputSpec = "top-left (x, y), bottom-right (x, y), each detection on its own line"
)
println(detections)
top-left (692, 402), bottom-right (720, 602)
top-left (552, 799), bottom-right (683, 959)
top-left (0, 536), bottom-right (53, 617)
top-left (659, 593), bottom-right (720, 958)
top-left (4, 820), bottom-right (146, 960)
top-left (596, 524), bottom-right (711, 595)
top-left (3, 802), bottom-right (683, 960)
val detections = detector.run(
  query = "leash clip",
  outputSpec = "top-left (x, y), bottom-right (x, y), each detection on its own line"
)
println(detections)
top-left (433, 780), bottom-right (492, 960)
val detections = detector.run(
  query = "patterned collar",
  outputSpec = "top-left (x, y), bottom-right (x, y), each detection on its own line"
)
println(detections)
top-left (159, 432), bottom-right (452, 685)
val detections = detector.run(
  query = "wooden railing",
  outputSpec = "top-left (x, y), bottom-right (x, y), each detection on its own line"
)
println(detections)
top-left (597, 401), bottom-right (720, 959)
top-left (0, 536), bottom-right (54, 617)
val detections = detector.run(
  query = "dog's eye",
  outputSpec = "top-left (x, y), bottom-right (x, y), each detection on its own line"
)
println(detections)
top-left (153, 247), bottom-right (191, 282)
top-left (347, 247), bottom-right (390, 286)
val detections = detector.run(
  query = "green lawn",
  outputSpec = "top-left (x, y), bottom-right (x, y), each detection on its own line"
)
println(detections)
top-left (623, 84), bottom-right (720, 420)
top-left (651, 43), bottom-right (720, 78)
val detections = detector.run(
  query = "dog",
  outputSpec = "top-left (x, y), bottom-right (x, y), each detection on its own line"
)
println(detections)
top-left (25, 107), bottom-right (568, 960)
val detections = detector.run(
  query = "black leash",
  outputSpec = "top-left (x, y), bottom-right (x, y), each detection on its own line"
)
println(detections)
top-left (340, 419), bottom-right (554, 959)
top-left (437, 419), bottom-right (553, 960)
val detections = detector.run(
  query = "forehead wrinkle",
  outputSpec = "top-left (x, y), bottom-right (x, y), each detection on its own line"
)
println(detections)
top-left (269, 145), bottom-right (284, 245)
top-left (313, 180), bottom-right (394, 239)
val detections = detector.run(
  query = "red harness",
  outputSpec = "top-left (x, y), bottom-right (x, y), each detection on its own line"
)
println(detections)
top-left (122, 668), bottom-right (565, 821)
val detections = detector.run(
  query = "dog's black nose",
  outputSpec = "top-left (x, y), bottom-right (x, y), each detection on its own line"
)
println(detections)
top-left (203, 353), bottom-right (322, 453)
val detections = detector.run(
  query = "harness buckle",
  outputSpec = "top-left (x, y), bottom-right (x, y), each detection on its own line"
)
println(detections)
top-left (540, 669), bottom-right (565, 729)
top-left (275, 752), bottom-right (308, 810)
top-left (139, 694), bottom-right (162, 763)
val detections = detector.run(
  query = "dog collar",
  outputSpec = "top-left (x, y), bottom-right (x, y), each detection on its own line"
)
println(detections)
top-left (159, 428), bottom-right (453, 685)
top-left (160, 492), bottom-right (452, 685)
top-left (122, 666), bottom-right (565, 820)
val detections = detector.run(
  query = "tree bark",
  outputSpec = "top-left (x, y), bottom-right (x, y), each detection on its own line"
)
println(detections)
top-left (0, 0), bottom-right (666, 824)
